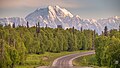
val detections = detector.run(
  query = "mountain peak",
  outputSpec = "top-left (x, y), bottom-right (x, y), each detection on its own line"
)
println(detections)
top-left (113, 16), bottom-right (119, 19)
top-left (107, 16), bottom-right (120, 20)
top-left (47, 5), bottom-right (73, 17)
top-left (55, 5), bottom-right (60, 8)
top-left (48, 5), bottom-right (54, 10)
top-left (54, 5), bottom-right (73, 17)
top-left (24, 6), bottom-right (120, 34)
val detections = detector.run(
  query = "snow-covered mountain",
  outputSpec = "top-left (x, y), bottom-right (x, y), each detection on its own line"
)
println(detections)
top-left (0, 17), bottom-right (26, 27)
top-left (25, 5), bottom-right (74, 28)
top-left (25, 6), bottom-right (120, 34)
top-left (0, 5), bottom-right (120, 34)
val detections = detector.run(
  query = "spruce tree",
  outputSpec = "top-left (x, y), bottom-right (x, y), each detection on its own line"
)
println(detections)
top-left (104, 26), bottom-right (108, 36)
top-left (37, 22), bottom-right (40, 33)
top-left (72, 26), bottom-right (75, 34)
top-left (36, 22), bottom-right (40, 37)
top-left (46, 24), bottom-right (48, 28)
top-left (81, 27), bottom-right (83, 32)
top-left (27, 21), bottom-right (29, 28)
top-left (12, 23), bottom-right (15, 28)
top-left (92, 30), bottom-right (95, 50)
top-left (119, 25), bottom-right (120, 32)
top-left (0, 22), bottom-right (3, 28)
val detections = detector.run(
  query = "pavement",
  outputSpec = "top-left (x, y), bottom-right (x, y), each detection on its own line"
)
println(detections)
top-left (37, 51), bottom-right (95, 68)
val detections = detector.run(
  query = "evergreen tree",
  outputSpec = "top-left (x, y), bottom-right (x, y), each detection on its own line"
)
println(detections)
top-left (36, 22), bottom-right (40, 37)
top-left (92, 30), bottom-right (95, 50)
top-left (81, 27), bottom-right (83, 32)
top-left (46, 24), bottom-right (48, 28)
top-left (119, 25), bottom-right (120, 32)
top-left (27, 21), bottom-right (29, 28)
top-left (12, 23), bottom-right (15, 28)
top-left (37, 22), bottom-right (40, 33)
top-left (104, 26), bottom-right (108, 36)
top-left (0, 22), bottom-right (3, 28)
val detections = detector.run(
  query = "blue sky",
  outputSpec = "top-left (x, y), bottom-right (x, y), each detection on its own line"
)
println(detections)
top-left (0, 0), bottom-right (120, 19)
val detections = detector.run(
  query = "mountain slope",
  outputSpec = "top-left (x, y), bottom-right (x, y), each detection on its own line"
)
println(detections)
top-left (25, 6), bottom-right (120, 34)
top-left (0, 17), bottom-right (26, 27)
top-left (25, 5), bottom-right (74, 28)
top-left (0, 6), bottom-right (120, 34)
top-left (25, 6), bottom-right (101, 33)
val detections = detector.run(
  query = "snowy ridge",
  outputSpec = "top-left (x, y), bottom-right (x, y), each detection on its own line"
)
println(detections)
top-left (0, 17), bottom-right (27, 27)
top-left (0, 6), bottom-right (120, 34)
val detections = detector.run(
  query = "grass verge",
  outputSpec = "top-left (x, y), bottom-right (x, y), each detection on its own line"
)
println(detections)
top-left (16, 50), bottom-right (86, 68)
top-left (73, 54), bottom-right (108, 68)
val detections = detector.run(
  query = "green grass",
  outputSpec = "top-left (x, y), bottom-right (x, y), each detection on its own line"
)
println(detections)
top-left (16, 50), bottom-right (86, 68)
top-left (15, 65), bottom-right (37, 68)
top-left (73, 55), bottom-right (97, 66)
top-left (73, 55), bottom-right (108, 68)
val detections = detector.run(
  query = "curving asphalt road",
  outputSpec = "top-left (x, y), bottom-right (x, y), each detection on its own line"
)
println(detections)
top-left (38, 51), bottom-right (95, 68)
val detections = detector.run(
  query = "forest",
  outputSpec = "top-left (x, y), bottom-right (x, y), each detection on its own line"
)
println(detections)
top-left (0, 22), bottom-right (120, 68)
top-left (95, 27), bottom-right (120, 68)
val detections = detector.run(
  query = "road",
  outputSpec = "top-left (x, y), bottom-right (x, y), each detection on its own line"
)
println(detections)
top-left (37, 51), bottom-right (95, 68)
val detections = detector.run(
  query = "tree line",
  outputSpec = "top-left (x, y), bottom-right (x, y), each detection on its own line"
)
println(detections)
top-left (1, 22), bottom-right (120, 68)
top-left (95, 26), bottom-right (120, 68)
top-left (0, 23), bottom-right (95, 68)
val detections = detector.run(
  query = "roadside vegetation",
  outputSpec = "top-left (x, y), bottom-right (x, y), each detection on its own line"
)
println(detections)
top-left (73, 55), bottom-right (97, 66)
top-left (74, 26), bottom-right (120, 68)
top-left (16, 51), bottom-right (86, 68)
top-left (0, 22), bottom-right (120, 68)
top-left (0, 22), bottom-right (95, 68)
top-left (95, 34), bottom-right (120, 68)
top-left (73, 55), bottom-right (107, 68)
